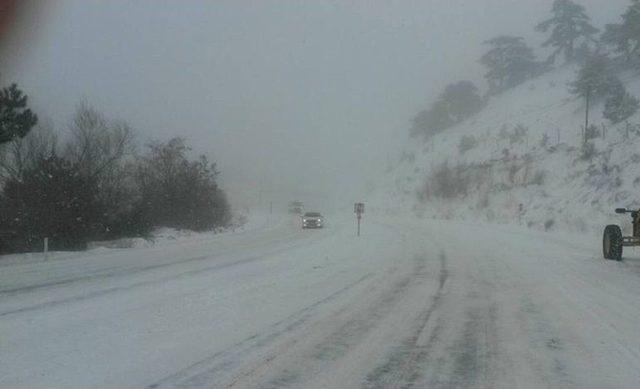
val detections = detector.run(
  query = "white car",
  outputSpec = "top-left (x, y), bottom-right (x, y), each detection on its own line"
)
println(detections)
top-left (302, 212), bottom-right (324, 229)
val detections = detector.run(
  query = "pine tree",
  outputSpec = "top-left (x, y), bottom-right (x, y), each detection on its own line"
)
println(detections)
top-left (480, 36), bottom-right (544, 94)
top-left (0, 83), bottom-right (38, 144)
top-left (569, 54), bottom-right (618, 100)
top-left (439, 81), bottom-right (485, 122)
top-left (535, 0), bottom-right (599, 63)
top-left (603, 80), bottom-right (639, 124)
top-left (602, 0), bottom-right (640, 64)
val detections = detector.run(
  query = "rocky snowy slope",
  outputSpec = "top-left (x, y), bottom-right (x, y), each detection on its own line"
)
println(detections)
top-left (376, 65), bottom-right (640, 235)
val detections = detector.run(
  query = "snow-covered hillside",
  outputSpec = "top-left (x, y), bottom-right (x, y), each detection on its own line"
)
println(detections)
top-left (377, 65), bottom-right (640, 235)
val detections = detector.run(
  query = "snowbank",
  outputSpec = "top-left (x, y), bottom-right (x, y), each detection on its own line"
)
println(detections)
top-left (0, 209), bottom-right (279, 265)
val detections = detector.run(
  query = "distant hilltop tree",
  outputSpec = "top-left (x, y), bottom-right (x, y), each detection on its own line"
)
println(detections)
top-left (0, 82), bottom-right (38, 145)
top-left (480, 36), bottom-right (547, 94)
top-left (410, 81), bottom-right (484, 140)
top-left (601, 0), bottom-right (640, 66)
top-left (536, 0), bottom-right (599, 63)
top-left (439, 81), bottom-right (485, 122)
top-left (410, 100), bottom-right (453, 140)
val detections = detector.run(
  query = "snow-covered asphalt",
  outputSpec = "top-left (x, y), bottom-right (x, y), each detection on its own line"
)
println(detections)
top-left (2, 213), bottom-right (640, 388)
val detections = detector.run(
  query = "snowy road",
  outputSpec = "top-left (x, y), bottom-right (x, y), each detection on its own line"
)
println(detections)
top-left (2, 214), bottom-right (640, 388)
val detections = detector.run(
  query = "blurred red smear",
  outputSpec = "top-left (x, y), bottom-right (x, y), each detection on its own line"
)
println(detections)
top-left (0, 0), bottom-right (20, 41)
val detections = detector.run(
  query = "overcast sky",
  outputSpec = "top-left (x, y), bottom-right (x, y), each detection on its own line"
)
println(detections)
top-left (0, 0), bottom-right (629, 212)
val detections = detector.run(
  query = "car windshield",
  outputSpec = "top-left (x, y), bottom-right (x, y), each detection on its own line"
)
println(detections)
top-left (2, 1), bottom-right (640, 388)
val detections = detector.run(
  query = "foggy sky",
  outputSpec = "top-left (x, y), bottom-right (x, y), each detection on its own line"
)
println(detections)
top-left (1, 0), bottom-right (629, 212)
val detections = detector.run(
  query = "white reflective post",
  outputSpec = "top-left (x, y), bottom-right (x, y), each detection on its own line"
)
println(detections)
top-left (44, 237), bottom-right (49, 261)
top-left (354, 203), bottom-right (364, 236)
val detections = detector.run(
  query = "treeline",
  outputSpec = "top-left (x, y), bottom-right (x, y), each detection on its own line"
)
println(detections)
top-left (411, 0), bottom-right (640, 141)
top-left (0, 91), bottom-right (231, 253)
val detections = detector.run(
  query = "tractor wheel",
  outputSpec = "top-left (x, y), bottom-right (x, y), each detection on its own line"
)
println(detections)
top-left (603, 225), bottom-right (623, 261)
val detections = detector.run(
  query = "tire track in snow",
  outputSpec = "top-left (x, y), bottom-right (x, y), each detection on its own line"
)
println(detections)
top-left (146, 273), bottom-right (374, 389)
top-left (362, 250), bottom-right (448, 389)
top-left (249, 255), bottom-right (434, 389)
top-left (439, 303), bottom-right (499, 389)
top-left (0, 235), bottom-right (325, 318)
top-left (514, 296), bottom-right (572, 387)
top-left (0, 229), bottom-right (316, 296)
top-left (166, 252), bottom-right (433, 389)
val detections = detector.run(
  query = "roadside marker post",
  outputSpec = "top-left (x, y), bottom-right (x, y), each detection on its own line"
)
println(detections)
top-left (354, 203), bottom-right (365, 236)
top-left (43, 237), bottom-right (49, 261)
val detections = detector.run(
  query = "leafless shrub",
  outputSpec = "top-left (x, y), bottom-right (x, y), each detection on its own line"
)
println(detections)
top-left (540, 133), bottom-right (550, 147)
top-left (579, 141), bottom-right (597, 161)
top-left (544, 219), bottom-right (555, 231)
top-left (509, 124), bottom-right (528, 145)
top-left (419, 161), bottom-right (491, 200)
top-left (586, 162), bottom-right (622, 190)
top-left (399, 151), bottom-right (415, 163)
top-left (530, 170), bottom-right (546, 185)
top-left (458, 134), bottom-right (478, 154)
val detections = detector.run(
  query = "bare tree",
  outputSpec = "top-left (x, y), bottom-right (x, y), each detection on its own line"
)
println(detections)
top-left (136, 137), bottom-right (231, 231)
top-left (0, 121), bottom-right (57, 183)
top-left (63, 102), bottom-right (134, 179)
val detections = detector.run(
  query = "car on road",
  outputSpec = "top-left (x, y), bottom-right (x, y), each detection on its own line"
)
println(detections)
top-left (302, 212), bottom-right (324, 229)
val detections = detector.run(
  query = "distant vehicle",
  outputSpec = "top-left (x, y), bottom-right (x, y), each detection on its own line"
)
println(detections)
top-left (302, 212), bottom-right (324, 229)
top-left (288, 201), bottom-right (304, 214)
top-left (603, 207), bottom-right (640, 260)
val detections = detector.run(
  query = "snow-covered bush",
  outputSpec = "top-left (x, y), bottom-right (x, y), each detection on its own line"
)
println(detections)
top-left (458, 135), bottom-right (478, 154)
top-left (419, 161), bottom-right (491, 200)
top-left (579, 141), bottom-right (597, 161)
top-left (584, 124), bottom-right (600, 141)
top-left (544, 219), bottom-right (555, 231)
